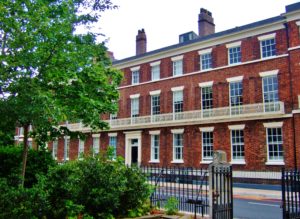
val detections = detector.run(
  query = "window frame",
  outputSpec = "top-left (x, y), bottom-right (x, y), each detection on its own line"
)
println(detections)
top-left (151, 94), bottom-right (160, 116)
top-left (172, 133), bottom-right (184, 162)
top-left (230, 129), bottom-right (245, 163)
top-left (131, 70), bottom-right (140, 85)
top-left (151, 62), bottom-right (160, 81)
top-left (260, 70), bottom-right (279, 112)
top-left (92, 135), bottom-right (100, 155)
top-left (150, 134), bottom-right (160, 162)
top-left (171, 56), bottom-right (183, 76)
top-left (52, 140), bottom-right (58, 160)
top-left (201, 131), bottom-right (213, 162)
top-left (258, 33), bottom-right (276, 59)
top-left (172, 90), bottom-right (183, 120)
top-left (78, 139), bottom-right (85, 158)
top-left (131, 97), bottom-right (139, 118)
top-left (109, 135), bottom-right (117, 159)
top-left (200, 52), bottom-right (212, 70)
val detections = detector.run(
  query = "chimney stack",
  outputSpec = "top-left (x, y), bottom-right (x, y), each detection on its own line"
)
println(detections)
top-left (198, 8), bottom-right (215, 37)
top-left (136, 29), bottom-right (147, 55)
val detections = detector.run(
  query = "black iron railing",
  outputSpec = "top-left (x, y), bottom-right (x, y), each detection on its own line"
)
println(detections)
top-left (282, 169), bottom-right (300, 219)
top-left (141, 166), bottom-right (209, 217)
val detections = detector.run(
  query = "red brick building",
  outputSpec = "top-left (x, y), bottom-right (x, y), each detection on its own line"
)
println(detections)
top-left (17, 3), bottom-right (300, 170)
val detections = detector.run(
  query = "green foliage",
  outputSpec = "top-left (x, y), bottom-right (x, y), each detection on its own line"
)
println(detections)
top-left (0, 146), bottom-right (55, 187)
top-left (0, 177), bottom-right (49, 219)
top-left (165, 197), bottom-right (179, 215)
top-left (0, 0), bottom-right (122, 186)
top-left (42, 153), bottom-right (151, 219)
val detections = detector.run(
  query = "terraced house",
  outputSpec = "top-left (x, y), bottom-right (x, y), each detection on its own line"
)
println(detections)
top-left (16, 2), bottom-right (300, 170)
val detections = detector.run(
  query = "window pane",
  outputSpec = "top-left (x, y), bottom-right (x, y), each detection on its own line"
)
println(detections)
top-left (229, 46), bottom-right (241, 64)
top-left (202, 131), bottom-right (213, 160)
top-left (261, 38), bottom-right (276, 58)
top-left (231, 130), bottom-right (245, 161)
top-left (201, 53), bottom-right (212, 70)
top-left (266, 128), bottom-right (283, 161)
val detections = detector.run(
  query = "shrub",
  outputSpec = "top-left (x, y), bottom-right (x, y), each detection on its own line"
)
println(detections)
top-left (165, 197), bottom-right (179, 215)
top-left (43, 153), bottom-right (151, 219)
top-left (0, 145), bottom-right (56, 187)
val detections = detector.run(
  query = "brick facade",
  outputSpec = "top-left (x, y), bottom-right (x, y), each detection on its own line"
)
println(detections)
top-left (18, 3), bottom-right (300, 170)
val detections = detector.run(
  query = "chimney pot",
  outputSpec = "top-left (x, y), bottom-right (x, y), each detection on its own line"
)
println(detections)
top-left (136, 29), bottom-right (147, 55)
top-left (198, 8), bottom-right (215, 37)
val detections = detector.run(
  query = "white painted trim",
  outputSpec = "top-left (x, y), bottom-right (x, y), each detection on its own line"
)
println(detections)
top-left (150, 61), bottom-right (161, 66)
top-left (230, 160), bottom-right (246, 165)
top-left (200, 160), bottom-right (213, 164)
top-left (118, 54), bottom-right (288, 90)
top-left (263, 122), bottom-right (283, 128)
top-left (198, 48), bottom-right (212, 55)
top-left (199, 127), bottom-right (214, 132)
top-left (199, 81), bottom-right (213, 87)
top-left (149, 130), bottom-right (160, 135)
top-left (259, 69), bottom-right (279, 77)
top-left (171, 55), bottom-right (184, 61)
top-left (108, 133), bottom-right (117, 137)
top-left (288, 45), bottom-right (300, 51)
top-left (265, 161), bottom-right (285, 166)
top-left (171, 86), bottom-right (184, 92)
top-left (226, 76), bottom-right (243, 83)
top-left (92, 134), bottom-right (100, 138)
top-left (258, 33), bottom-right (276, 41)
top-left (149, 160), bottom-right (160, 163)
top-left (123, 130), bottom-right (142, 135)
top-left (149, 89), bottom-right (161, 96)
top-left (130, 66), bottom-right (140, 71)
top-left (114, 22), bottom-right (284, 70)
top-left (124, 131), bottom-right (142, 166)
top-left (64, 136), bottom-right (70, 139)
top-left (171, 160), bottom-right (184, 164)
top-left (130, 93), bottom-right (140, 99)
top-left (296, 21), bottom-right (300, 26)
top-left (228, 124), bottom-right (245, 130)
top-left (171, 128), bottom-right (184, 134)
top-left (293, 109), bottom-right (300, 114)
top-left (226, 41), bottom-right (241, 48)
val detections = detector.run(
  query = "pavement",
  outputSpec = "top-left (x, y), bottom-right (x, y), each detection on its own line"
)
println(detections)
top-left (233, 186), bottom-right (281, 201)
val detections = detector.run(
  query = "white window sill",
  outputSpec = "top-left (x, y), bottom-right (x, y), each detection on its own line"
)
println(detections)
top-left (149, 160), bottom-right (160, 163)
top-left (200, 160), bottom-right (213, 164)
top-left (265, 161), bottom-right (285, 166)
top-left (171, 160), bottom-right (184, 164)
top-left (228, 62), bottom-right (241, 66)
top-left (230, 160), bottom-right (246, 165)
top-left (261, 55), bottom-right (277, 60)
top-left (200, 68), bottom-right (212, 73)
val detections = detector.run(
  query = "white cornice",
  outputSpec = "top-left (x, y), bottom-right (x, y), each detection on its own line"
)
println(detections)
top-left (149, 130), bottom-right (161, 135)
top-left (171, 55), bottom-right (184, 61)
top-left (130, 66), bottom-right (140, 71)
top-left (198, 48), bottom-right (212, 55)
top-left (149, 89), bottom-right (161, 95)
top-left (150, 61), bottom-right (161, 66)
top-left (171, 86), bottom-right (184, 92)
top-left (130, 93), bottom-right (140, 99)
top-left (199, 127), bottom-right (214, 132)
top-left (228, 124), bottom-right (245, 130)
top-left (258, 33), bottom-right (276, 41)
top-left (226, 41), bottom-right (241, 48)
top-left (199, 81), bottom-right (214, 87)
top-left (226, 76), bottom-right (243, 83)
top-left (259, 69), bottom-right (279, 77)
top-left (171, 128), bottom-right (184, 134)
top-left (113, 22), bottom-right (285, 69)
top-left (263, 122), bottom-right (283, 128)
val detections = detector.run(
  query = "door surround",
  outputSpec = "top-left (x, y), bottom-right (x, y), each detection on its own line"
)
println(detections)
top-left (124, 131), bottom-right (142, 166)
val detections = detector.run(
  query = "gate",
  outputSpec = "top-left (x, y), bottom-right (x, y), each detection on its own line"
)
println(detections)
top-left (143, 166), bottom-right (209, 217)
top-left (282, 169), bottom-right (300, 219)
top-left (210, 165), bottom-right (233, 219)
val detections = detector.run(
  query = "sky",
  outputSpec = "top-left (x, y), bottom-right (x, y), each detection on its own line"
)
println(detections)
top-left (96, 0), bottom-right (299, 60)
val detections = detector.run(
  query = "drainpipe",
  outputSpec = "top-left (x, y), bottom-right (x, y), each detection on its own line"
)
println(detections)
top-left (284, 22), bottom-right (297, 169)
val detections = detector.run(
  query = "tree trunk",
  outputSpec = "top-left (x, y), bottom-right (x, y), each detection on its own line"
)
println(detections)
top-left (21, 124), bottom-right (29, 187)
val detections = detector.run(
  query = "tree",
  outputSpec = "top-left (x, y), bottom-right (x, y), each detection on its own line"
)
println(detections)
top-left (0, 0), bottom-right (122, 186)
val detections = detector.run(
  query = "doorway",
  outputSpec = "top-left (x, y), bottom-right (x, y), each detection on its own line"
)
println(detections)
top-left (131, 139), bottom-right (138, 165)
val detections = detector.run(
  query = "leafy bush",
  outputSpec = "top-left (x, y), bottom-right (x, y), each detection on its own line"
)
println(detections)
top-left (165, 197), bottom-right (179, 215)
top-left (0, 146), bottom-right (56, 187)
top-left (0, 177), bottom-right (49, 219)
top-left (43, 154), bottom-right (151, 219)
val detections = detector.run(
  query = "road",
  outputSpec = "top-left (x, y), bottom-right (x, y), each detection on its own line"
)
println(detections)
top-left (234, 197), bottom-right (281, 219)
